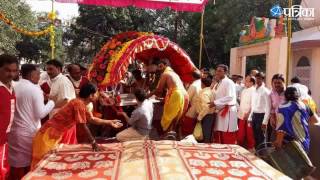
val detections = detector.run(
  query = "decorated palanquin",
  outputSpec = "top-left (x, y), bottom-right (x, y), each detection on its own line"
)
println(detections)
top-left (239, 16), bottom-right (286, 46)
top-left (23, 140), bottom-right (289, 180)
top-left (88, 31), bottom-right (197, 89)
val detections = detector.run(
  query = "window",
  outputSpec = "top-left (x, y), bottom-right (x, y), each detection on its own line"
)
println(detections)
top-left (297, 56), bottom-right (310, 67)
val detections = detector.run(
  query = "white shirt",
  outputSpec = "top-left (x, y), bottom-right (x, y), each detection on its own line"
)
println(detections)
top-left (128, 99), bottom-right (154, 135)
top-left (10, 79), bottom-right (55, 137)
top-left (248, 84), bottom-right (271, 125)
top-left (67, 75), bottom-right (81, 88)
top-left (213, 76), bottom-right (238, 132)
top-left (50, 73), bottom-right (76, 104)
top-left (238, 86), bottom-right (255, 119)
top-left (187, 79), bottom-right (202, 106)
top-left (289, 83), bottom-right (310, 100)
top-left (235, 83), bottom-right (244, 100)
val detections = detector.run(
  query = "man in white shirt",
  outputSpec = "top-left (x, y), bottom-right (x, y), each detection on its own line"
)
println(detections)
top-left (181, 70), bottom-right (202, 136)
top-left (116, 88), bottom-right (153, 142)
top-left (46, 60), bottom-right (77, 144)
top-left (237, 75), bottom-right (255, 150)
top-left (8, 64), bottom-right (55, 179)
top-left (289, 76), bottom-right (310, 100)
top-left (248, 72), bottom-right (271, 148)
top-left (209, 64), bottom-right (238, 144)
top-left (66, 63), bottom-right (90, 96)
top-left (46, 60), bottom-right (76, 112)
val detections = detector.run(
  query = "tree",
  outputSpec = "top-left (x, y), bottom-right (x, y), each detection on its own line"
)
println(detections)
top-left (181, 0), bottom-right (302, 68)
top-left (0, 0), bottom-right (37, 55)
top-left (64, 6), bottom-right (179, 63)
top-left (64, 0), bottom-right (302, 67)
top-left (1, 2), bottom-right (64, 63)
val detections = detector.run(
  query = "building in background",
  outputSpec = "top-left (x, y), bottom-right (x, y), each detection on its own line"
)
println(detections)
top-left (291, 0), bottom-right (320, 107)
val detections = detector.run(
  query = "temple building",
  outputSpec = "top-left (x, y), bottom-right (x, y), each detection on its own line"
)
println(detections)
top-left (291, 0), bottom-right (320, 107)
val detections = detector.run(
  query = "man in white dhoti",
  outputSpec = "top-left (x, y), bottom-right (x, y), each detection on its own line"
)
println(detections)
top-left (8, 64), bottom-right (55, 179)
top-left (209, 64), bottom-right (238, 144)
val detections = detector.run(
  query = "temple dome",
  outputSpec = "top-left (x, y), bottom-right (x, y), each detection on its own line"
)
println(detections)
top-left (298, 0), bottom-right (320, 29)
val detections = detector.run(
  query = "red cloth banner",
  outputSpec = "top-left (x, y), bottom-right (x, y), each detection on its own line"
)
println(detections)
top-left (56, 0), bottom-right (208, 12)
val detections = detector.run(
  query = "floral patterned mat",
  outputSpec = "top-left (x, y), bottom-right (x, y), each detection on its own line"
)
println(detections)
top-left (23, 140), bottom-right (290, 180)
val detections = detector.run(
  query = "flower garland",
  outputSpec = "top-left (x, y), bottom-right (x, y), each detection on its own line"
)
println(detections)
top-left (88, 31), bottom-right (152, 88)
top-left (0, 11), bottom-right (53, 36)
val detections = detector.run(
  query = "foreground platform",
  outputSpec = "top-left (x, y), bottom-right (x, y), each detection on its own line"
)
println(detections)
top-left (23, 140), bottom-right (289, 180)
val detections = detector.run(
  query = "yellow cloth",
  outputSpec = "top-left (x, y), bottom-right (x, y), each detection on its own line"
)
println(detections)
top-left (30, 127), bottom-right (62, 170)
top-left (161, 88), bottom-right (187, 131)
top-left (302, 98), bottom-right (318, 114)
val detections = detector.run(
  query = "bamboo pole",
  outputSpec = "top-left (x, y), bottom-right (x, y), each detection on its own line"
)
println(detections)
top-left (286, 0), bottom-right (292, 85)
top-left (51, 0), bottom-right (55, 59)
top-left (198, 10), bottom-right (204, 69)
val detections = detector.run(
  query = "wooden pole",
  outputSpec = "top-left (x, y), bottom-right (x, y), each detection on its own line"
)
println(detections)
top-left (198, 10), bottom-right (204, 69)
top-left (286, 0), bottom-right (292, 85)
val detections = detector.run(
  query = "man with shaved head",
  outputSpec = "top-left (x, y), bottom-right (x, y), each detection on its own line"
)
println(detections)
top-left (67, 63), bottom-right (89, 96)
top-left (67, 63), bottom-right (90, 143)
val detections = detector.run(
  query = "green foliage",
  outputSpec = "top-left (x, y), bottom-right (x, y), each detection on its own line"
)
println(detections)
top-left (1, 0), bottom-right (302, 67)
top-left (0, 0), bottom-right (37, 55)
top-left (64, 6), bottom-right (179, 63)
top-left (181, 0), bottom-right (302, 68)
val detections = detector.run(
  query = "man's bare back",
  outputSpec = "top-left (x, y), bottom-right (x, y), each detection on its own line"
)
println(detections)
top-left (162, 70), bottom-right (185, 90)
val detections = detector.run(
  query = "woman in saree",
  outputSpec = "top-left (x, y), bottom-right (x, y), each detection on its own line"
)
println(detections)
top-left (273, 87), bottom-right (319, 152)
top-left (31, 83), bottom-right (123, 169)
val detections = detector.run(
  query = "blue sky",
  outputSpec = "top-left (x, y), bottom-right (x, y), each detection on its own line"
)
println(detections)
top-left (25, 0), bottom-right (79, 20)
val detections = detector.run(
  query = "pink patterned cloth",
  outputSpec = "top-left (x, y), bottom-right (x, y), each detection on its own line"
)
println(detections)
top-left (56, 0), bottom-right (208, 12)
top-left (270, 90), bottom-right (285, 114)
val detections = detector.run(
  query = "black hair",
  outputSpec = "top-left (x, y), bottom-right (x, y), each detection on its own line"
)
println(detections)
top-left (0, 54), bottom-right (19, 68)
top-left (216, 64), bottom-right (229, 72)
top-left (291, 76), bottom-right (300, 83)
top-left (255, 72), bottom-right (265, 79)
top-left (21, 64), bottom-right (37, 78)
top-left (246, 75), bottom-right (256, 85)
top-left (152, 58), bottom-right (167, 65)
top-left (132, 69), bottom-right (142, 80)
top-left (192, 70), bottom-right (201, 80)
top-left (272, 74), bottom-right (285, 82)
top-left (201, 76), bottom-right (212, 87)
top-left (134, 88), bottom-right (147, 102)
top-left (284, 87), bottom-right (300, 101)
top-left (201, 67), bottom-right (209, 72)
top-left (46, 59), bottom-right (63, 70)
top-left (79, 83), bottom-right (97, 98)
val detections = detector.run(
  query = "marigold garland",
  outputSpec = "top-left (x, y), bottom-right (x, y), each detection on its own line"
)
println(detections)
top-left (0, 11), bottom-right (51, 36)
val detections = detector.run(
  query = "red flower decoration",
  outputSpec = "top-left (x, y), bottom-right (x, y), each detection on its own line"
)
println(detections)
top-left (109, 50), bottom-right (114, 56)
top-left (99, 64), bottom-right (106, 70)
top-left (97, 75), bottom-right (104, 82)
top-left (91, 71), bottom-right (97, 77)
top-left (116, 41), bottom-right (121, 46)
top-left (98, 56), bottom-right (104, 63)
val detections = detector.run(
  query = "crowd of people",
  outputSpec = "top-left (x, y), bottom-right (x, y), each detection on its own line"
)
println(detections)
top-left (0, 53), bottom-right (319, 179)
